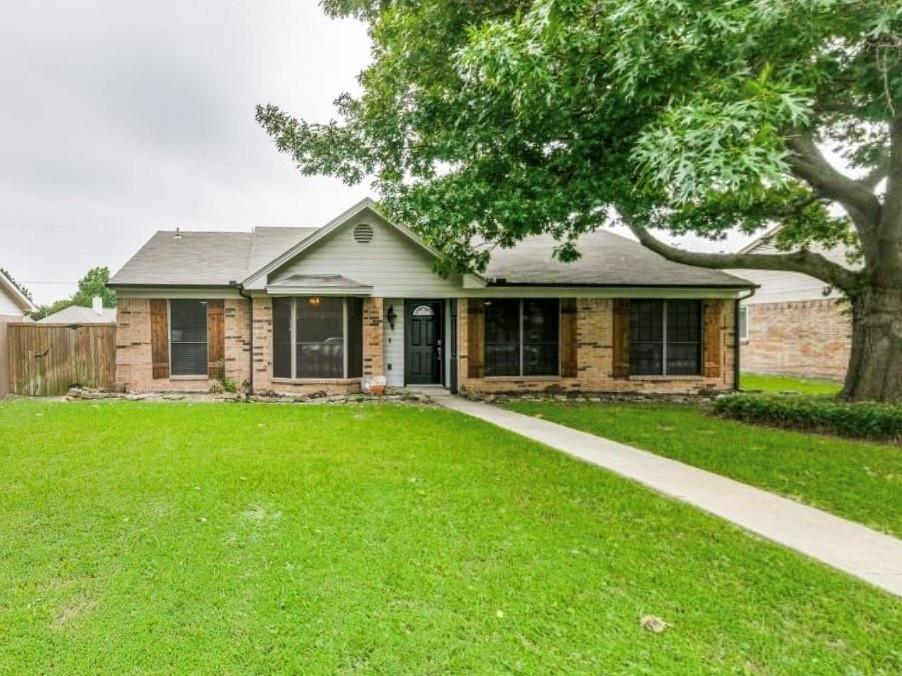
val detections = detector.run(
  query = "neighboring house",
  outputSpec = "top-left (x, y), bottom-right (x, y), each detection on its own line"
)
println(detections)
top-left (108, 198), bottom-right (754, 395)
top-left (732, 232), bottom-right (853, 380)
top-left (0, 268), bottom-right (38, 397)
top-left (37, 297), bottom-right (117, 324)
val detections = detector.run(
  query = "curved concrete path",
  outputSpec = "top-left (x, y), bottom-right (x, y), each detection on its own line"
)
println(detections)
top-left (432, 392), bottom-right (902, 597)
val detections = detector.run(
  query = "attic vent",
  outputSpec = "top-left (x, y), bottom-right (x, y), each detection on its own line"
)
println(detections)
top-left (353, 223), bottom-right (374, 244)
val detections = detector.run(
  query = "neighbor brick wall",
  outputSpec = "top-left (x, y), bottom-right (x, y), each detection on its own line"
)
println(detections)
top-left (742, 298), bottom-right (850, 380)
top-left (458, 298), bottom-right (736, 395)
top-left (116, 297), bottom-right (251, 393)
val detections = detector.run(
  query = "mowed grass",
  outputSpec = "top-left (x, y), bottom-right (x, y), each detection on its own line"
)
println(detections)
top-left (742, 372), bottom-right (843, 395)
top-left (504, 401), bottom-right (902, 537)
top-left (1, 401), bottom-right (900, 674)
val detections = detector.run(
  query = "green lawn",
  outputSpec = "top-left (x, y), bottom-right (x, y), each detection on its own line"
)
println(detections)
top-left (742, 372), bottom-right (843, 395)
top-left (504, 401), bottom-right (902, 537)
top-left (1, 401), bottom-right (900, 673)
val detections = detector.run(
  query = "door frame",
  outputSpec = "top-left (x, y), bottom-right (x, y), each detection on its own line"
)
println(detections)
top-left (403, 299), bottom-right (444, 386)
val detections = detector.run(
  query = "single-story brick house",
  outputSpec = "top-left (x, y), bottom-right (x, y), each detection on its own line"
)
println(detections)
top-left (108, 199), bottom-right (755, 396)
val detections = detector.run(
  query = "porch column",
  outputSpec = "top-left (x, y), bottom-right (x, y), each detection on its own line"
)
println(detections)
top-left (362, 297), bottom-right (384, 377)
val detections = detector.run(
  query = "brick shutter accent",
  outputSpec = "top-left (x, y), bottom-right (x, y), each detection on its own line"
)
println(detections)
top-left (150, 299), bottom-right (169, 379)
top-left (612, 298), bottom-right (630, 378)
top-left (466, 298), bottom-right (484, 379)
top-left (560, 298), bottom-right (578, 377)
top-left (207, 299), bottom-right (225, 378)
top-left (702, 299), bottom-right (722, 377)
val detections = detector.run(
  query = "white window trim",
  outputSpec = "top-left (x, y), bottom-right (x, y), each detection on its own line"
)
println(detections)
top-left (738, 305), bottom-right (750, 342)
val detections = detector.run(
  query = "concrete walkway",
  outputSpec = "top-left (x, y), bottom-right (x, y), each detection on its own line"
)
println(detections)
top-left (432, 392), bottom-right (902, 597)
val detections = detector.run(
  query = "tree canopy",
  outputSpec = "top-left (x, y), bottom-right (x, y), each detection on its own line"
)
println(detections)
top-left (257, 0), bottom-right (902, 400)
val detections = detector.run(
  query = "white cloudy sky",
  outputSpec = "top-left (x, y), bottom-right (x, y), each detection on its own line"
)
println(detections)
top-left (1, 1), bottom-right (752, 305)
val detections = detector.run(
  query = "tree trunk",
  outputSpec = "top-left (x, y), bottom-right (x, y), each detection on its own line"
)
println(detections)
top-left (842, 285), bottom-right (902, 403)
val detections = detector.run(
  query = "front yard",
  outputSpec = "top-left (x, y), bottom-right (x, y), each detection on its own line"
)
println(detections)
top-left (504, 401), bottom-right (902, 537)
top-left (1, 400), bottom-right (900, 673)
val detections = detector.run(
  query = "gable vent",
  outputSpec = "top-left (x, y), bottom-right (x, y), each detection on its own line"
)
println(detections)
top-left (353, 223), bottom-right (374, 244)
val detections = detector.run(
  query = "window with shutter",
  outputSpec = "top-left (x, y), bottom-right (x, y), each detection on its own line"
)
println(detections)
top-left (170, 300), bottom-right (208, 376)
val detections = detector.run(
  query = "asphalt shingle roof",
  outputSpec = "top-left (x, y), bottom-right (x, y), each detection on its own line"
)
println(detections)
top-left (485, 231), bottom-right (752, 287)
top-left (110, 225), bottom-right (753, 289)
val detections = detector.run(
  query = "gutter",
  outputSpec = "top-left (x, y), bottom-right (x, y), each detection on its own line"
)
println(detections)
top-left (231, 281), bottom-right (255, 395)
top-left (734, 288), bottom-right (757, 392)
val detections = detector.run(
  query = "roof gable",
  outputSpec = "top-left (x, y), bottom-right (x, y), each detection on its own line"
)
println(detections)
top-left (242, 198), bottom-right (445, 287)
top-left (0, 269), bottom-right (37, 312)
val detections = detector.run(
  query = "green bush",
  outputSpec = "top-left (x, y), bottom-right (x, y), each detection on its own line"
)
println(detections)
top-left (713, 394), bottom-right (902, 443)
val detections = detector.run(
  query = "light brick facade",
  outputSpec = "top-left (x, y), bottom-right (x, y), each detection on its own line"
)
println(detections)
top-left (458, 298), bottom-right (737, 395)
top-left (116, 297), bottom-right (252, 392)
top-left (116, 295), bottom-right (738, 396)
top-left (741, 298), bottom-right (850, 380)
top-left (362, 297), bottom-right (384, 377)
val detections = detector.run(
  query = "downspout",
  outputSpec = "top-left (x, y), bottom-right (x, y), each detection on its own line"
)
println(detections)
top-left (734, 288), bottom-right (757, 392)
top-left (231, 281), bottom-right (254, 395)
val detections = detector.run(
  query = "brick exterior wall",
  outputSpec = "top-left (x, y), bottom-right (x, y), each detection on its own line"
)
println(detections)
top-left (117, 294), bottom-right (736, 396)
top-left (741, 298), bottom-right (850, 380)
top-left (363, 297), bottom-right (384, 377)
top-left (116, 297), bottom-right (252, 392)
top-left (458, 298), bottom-right (736, 395)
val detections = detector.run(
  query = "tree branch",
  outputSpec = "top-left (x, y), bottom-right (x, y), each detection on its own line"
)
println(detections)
top-left (622, 215), bottom-right (860, 293)
top-left (784, 133), bottom-right (881, 231)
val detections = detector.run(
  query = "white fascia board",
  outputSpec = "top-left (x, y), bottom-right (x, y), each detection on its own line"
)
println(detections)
top-left (0, 272), bottom-right (37, 311)
top-left (266, 286), bottom-right (373, 296)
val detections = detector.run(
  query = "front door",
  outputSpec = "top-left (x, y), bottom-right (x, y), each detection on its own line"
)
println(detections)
top-left (405, 300), bottom-right (442, 385)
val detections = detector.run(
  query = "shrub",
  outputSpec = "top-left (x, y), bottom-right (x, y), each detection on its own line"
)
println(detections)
top-left (713, 393), bottom-right (902, 443)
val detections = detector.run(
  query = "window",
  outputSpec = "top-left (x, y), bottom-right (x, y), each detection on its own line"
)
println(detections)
top-left (271, 297), bottom-right (363, 379)
top-left (485, 299), bottom-right (559, 377)
top-left (170, 299), bottom-right (207, 376)
top-left (738, 306), bottom-right (749, 341)
top-left (629, 300), bottom-right (701, 376)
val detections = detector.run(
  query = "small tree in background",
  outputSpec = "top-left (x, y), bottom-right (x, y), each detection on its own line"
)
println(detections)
top-left (71, 266), bottom-right (116, 309)
top-left (257, 0), bottom-right (902, 402)
top-left (29, 266), bottom-right (116, 320)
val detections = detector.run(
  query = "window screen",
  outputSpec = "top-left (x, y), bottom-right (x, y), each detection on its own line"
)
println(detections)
top-left (296, 297), bottom-right (344, 378)
top-left (170, 299), bottom-right (208, 376)
top-left (629, 300), bottom-right (664, 375)
top-left (485, 299), bottom-right (520, 376)
top-left (666, 300), bottom-right (701, 375)
top-left (629, 300), bottom-right (701, 376)
top-left (272, 297), bottom-right (293, 379)
top-left (485, 299), bottom-right (559, 377)
top-left (523, 299), bottom-right (559, 376)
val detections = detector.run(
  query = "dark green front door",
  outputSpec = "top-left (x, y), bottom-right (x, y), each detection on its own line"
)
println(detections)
top-left (405, 300), bottom-right (442, 385)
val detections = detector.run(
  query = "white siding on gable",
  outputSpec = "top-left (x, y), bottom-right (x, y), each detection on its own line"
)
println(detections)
top-left (732, 268), bottom-right (840, 304)
top-left (269, 213), bottom-right (463, 297)
top-left (732, 238), bottom-right (852, 305)
top-left (0, 286), bottom-right (26, 316)
top-left (383, 298), bottom-right (405, 387)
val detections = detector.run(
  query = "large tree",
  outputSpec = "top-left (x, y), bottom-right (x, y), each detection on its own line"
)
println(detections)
top-left (257, 0), bottom-right (902, 401)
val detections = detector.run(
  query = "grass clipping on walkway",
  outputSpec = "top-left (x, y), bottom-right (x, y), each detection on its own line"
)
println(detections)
top-left (1, 400), bottom-right (900, 673)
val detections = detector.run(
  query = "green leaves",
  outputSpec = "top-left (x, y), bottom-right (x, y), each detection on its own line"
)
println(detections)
top-left (256, 0), bottom-right (892, 269)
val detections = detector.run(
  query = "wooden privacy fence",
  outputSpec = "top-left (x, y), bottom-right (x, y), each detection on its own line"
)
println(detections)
top-left (6, 323), bottom-right (116, 396)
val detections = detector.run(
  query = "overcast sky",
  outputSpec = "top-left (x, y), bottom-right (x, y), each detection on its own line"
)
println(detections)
top-left (2, 1), bottom-right (750, 305)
